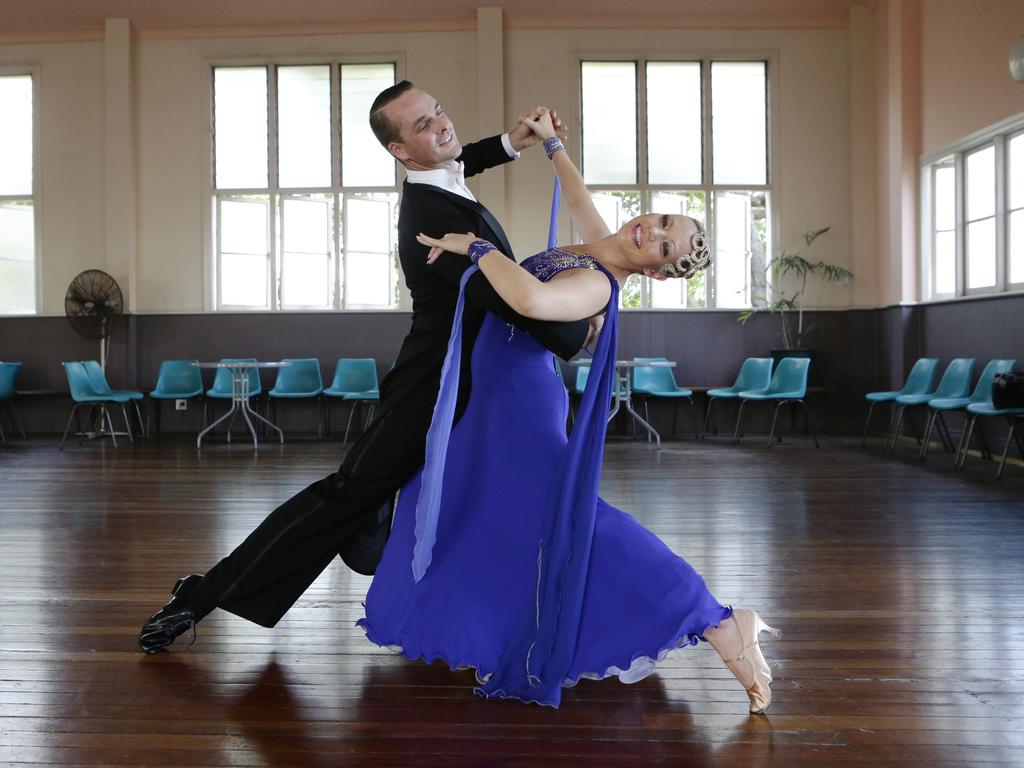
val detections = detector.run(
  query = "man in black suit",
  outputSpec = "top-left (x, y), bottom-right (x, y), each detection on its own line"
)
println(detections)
top-left (138, 81), bottom-right (589, 651)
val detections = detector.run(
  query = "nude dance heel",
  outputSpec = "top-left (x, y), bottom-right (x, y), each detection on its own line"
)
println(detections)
top-left (722, 608), bottom-right (782, 714)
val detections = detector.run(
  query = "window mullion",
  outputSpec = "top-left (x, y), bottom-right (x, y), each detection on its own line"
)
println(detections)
top-left (954, 152), bottom-right (965, 297)
top-left (702, 59), bottom-right (716, 308)
top-left (267, 65), bottom-right (280, 311)
top-left (995, 134), bottom-right (1008, 292)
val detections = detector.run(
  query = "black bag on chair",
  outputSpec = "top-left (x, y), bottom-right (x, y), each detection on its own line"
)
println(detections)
top-left (992, 372), bottom-right (1024, 409)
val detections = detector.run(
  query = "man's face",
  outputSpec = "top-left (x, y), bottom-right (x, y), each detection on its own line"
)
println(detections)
top-left (384, 89), bottom-right (462, 171)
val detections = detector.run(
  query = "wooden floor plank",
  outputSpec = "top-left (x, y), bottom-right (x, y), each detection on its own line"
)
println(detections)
top-left (1, 435), bottom-right (1023, 766)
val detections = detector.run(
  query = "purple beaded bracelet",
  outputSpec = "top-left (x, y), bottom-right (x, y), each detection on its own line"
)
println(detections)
top-left (467, 239), bottom-right (497, 264)
top-left (543, 136), bottom-right (565, 159)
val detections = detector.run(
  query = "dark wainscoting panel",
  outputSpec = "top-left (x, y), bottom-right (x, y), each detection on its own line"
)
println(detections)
top-left (1, 295), bottom-right (1021, 443)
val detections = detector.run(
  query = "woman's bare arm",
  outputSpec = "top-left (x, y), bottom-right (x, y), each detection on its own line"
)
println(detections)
top-left (523, 110), bottom-right (611, 244)
top-left (417, 232), bottom-right (610, 322)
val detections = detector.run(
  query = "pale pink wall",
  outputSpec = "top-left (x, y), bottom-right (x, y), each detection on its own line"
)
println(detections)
top-left (920, 0), bottom-right (1024, 154)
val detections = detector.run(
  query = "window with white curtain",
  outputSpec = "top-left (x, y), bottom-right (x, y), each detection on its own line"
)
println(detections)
top-left (212, 62), bottom-right (398, 311)
top-left (922, 118), bottom-right (1024, 300)
top-left (0, 74), bottom-right (36, 315)
top-left (579, 58), bottom-right (772, 309)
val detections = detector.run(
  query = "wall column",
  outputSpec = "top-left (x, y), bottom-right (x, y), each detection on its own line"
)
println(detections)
top-left (103, 17), bottom-right (137, 313)
top-left (476, 7), bottom-right (506, 222)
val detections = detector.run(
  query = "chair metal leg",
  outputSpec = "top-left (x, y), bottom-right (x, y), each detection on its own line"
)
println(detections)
top-left (9, 401), bottom-right (26, 438)
top-left (105, 407), bottom-right (119, 450)
top-left (956, 414), bottom-right (978, 470)
top-left (919, 410), bottom-right (936, 460)
top-left (860, 401), bottom-right (878, 446)
top-left (343, 402), bottom-right (358, 446)
top-left (733, 399), bottom-right (749, 442)
top-left (996, 417), bottom-right (1018, 479)
top-left (799, 399), bottom-right (820, 448)
top-left (119, 404), bottom-right (134, 444)
top-left (59, 403), bottom-right (81, 451)
top-left (702, 396), bottom-right (716, 439)
top-left (767, 401), bottom-right (784, 447)
top-left (935, 412), bottom-right (955, 451)
top-left (688, 397), bottom-right (702, 439)
top-left (671, 401), bottom-right (679, 439)
top-left (887, 405), bottom-right (907, 453)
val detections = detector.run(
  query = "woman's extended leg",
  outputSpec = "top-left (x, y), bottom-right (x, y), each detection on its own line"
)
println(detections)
top-left (705, 608), bottom-right (782, 714)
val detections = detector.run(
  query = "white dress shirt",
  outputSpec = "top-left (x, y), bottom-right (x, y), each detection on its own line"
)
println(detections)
top-left (404, 133), bottom-right (520, 202)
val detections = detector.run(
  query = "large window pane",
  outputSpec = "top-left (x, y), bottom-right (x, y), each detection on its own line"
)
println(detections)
top-left (277, 66), bottom-right (331, 189)
top-left (342, 64), bottom-right (396, 187)
top-left (219, 197), bottom-right (269, 306)
top-left (281, 196), bottom-right (332, 307)
top-left (966, 218), bottom-right (996, 289)
top-left (214, 67), bottom-right (268, 189)
top-left (647, 62), bottom-right (701, 185)
top-left (0, 75), bottom-right (33, 196)
top-left (934, 230), bottom-right (955, 295)
top-left (714, 191), bottom-right (767, 308)
top-left (0, 201), bottom-right (35, 313)
top-left (221, 253), bottom-right (268, 306)
top-left (582, 62), bottom-right (637, 184)
top-left (344, 196), bottom-right (394, 307)
top-left (965, 145), bottom-right (995, 221)
top-left (934, 164), bottom-right (955, 231)
top-left (1010, 210), bottom-right (1024, 285)
top-left (1010, 133), bottom-right (1024, 211)
top-left (711, 62), bottom-right (767, 185)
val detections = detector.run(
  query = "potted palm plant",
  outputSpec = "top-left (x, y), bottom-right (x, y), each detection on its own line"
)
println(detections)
top-left (737, 226), bottom-right (852, 370)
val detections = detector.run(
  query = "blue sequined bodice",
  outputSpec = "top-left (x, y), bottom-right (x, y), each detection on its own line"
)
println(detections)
top-left (520, 247), bottom-right (600, 283)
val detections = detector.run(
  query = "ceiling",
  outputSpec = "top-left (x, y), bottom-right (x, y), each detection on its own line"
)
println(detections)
top-left (0, 0), bottom-right (871, 39)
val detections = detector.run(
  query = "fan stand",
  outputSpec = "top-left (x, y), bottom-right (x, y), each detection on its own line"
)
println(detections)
top-left (77, 334), bottom-right (132, 445)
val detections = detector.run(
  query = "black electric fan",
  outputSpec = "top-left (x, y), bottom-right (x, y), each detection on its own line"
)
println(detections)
top-left (65, 269), bottom-right (123, 370)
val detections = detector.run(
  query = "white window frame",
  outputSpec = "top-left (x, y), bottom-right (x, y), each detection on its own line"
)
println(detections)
top-left (572, 52), bottom-right (779, 311)
top-left (205, 56), bottom-right (403, 313)
top-left (0, 67), bottom-right (41, 316)
top-left (920, 111), bottom-right (1024, 302)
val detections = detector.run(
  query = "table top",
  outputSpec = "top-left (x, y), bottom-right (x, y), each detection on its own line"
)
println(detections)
top-left (192, 361), bottom-right (291, 369)
top-left (569, 359), bottom-right (676, 368)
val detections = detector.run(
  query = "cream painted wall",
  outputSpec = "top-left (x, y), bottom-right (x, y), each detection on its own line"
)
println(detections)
top-left (0, 41), bottom-right (104, 315)
top-left (920, 0), bottom-right (1024, 156)
top-left (504, 27), bottom-right (854, 308)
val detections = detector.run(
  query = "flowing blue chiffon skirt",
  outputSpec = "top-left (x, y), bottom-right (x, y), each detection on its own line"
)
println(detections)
top-left (358, 310), bottom-right (731, 706)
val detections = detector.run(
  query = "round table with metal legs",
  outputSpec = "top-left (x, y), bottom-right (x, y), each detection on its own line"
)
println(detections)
top-left (193, 361), bottom-right (290, 449)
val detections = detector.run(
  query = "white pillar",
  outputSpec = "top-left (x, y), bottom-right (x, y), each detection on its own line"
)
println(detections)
top-left (103, 17), bottom-right (136, 312)
top-left (476, 7), bottom-right (506, 223)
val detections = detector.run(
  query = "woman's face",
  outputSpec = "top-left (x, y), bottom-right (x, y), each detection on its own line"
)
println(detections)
top-left (617, 213), bottom-right (701, 280)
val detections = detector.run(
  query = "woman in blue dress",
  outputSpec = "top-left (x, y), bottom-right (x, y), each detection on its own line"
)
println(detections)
top-left (358, 109), bottom-right (781, 713)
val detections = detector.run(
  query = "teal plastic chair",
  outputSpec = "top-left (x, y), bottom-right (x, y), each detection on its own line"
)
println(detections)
top-left (703, 358), bottom-right (772, 438)
top-left (0, 362), bottom-right (24, 445)
top-left (949, 359), bottom-right (1017, 469)
top-left (962, 401), bottom-right (1024, 478)
top-left (83, 360), bottom-right (145, 438)
top-left (148, 359), bottom-right (204, 434)
top-left (861, 358), bottom-right (940, 447)
top-left (632, 357), bottom-right (699, 438)
top-left (324, 358), bottom-right (380, 444)
top-left (735, 357), bottom-right (818, 447)
top-left (890, 358), bottom-right (975, 455)
top-left (268, 358), bottom-right (325, 438)
top-left (60, 361), bottom-right (133, 450)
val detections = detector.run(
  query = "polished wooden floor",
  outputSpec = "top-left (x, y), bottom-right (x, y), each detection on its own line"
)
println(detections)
top-left (1, 432), bottom-right (1023, 767)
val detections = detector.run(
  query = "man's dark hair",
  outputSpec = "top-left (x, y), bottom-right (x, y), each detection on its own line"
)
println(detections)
top-left (369, 80), bottom-right (415, 149)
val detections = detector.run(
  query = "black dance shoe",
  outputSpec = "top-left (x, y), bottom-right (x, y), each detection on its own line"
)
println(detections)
top-left (138, 574), bottom-right (204, 654)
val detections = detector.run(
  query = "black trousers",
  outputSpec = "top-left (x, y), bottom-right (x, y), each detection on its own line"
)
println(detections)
top-left (187, 388), bottom-right (437, 628)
